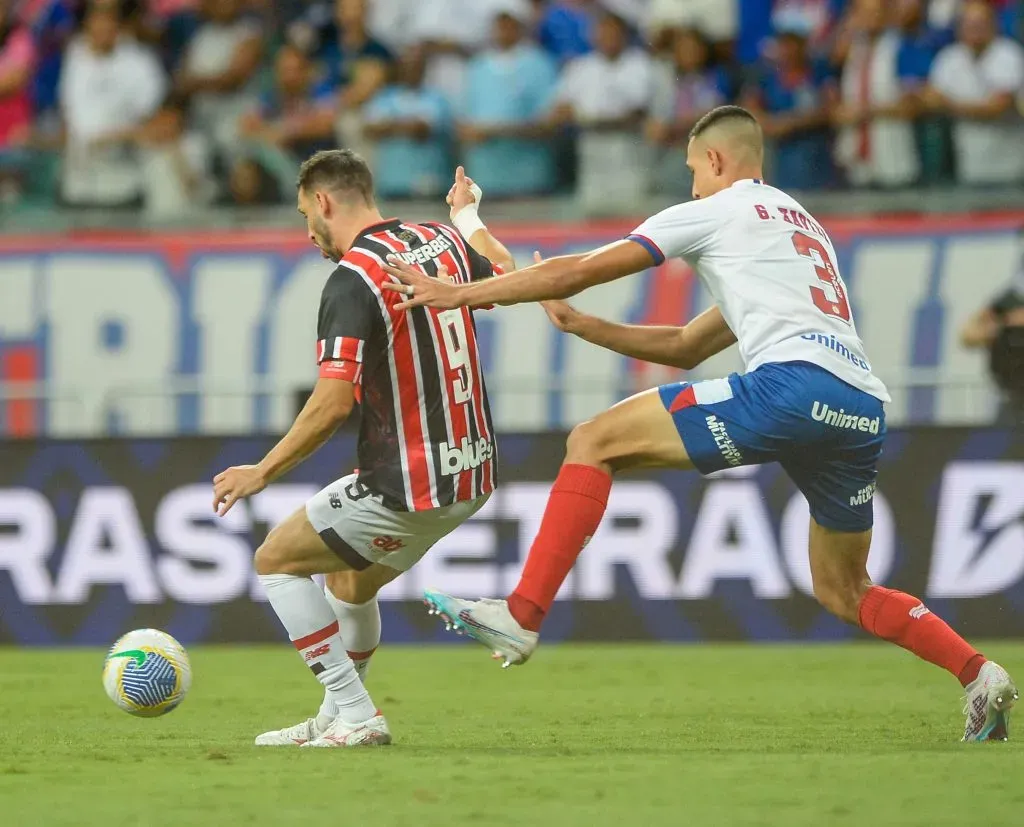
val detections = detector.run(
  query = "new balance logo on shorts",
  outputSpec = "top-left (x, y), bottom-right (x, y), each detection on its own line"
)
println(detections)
top-left (329, 492), bottom-right (343, 509)
top-left (849, 482), bottom-right (876, 506)
top-left (705, 415), bottom-right (743, 466)
top-left (439, 437), bottom-right (495, 476)
top-left (909, 604), bottom-right (931, 620)
top-left (811, 401), bottom-right (881, 434)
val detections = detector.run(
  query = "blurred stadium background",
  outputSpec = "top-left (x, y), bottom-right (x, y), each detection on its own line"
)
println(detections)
top-left (1, 0), bottom-right (1023, 648)
top-left (2, 1), bottom-right (1024, 824)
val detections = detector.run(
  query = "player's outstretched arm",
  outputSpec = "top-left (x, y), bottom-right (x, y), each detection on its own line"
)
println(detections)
top-left (383, 239), bottom-right (654, 310)
top-left (543, 301), bottom-right (737, 370)
top-left (212, 378), bottom-right (355, 516)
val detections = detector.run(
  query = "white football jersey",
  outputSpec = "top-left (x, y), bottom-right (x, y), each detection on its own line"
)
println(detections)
top-left (628, 179), bottom-right (890, 402)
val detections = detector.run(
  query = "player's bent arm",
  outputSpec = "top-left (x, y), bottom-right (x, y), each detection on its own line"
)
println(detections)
top-left (461, 240), bottom-right (655, 307)
top-left (464, 227), bottom-right (515, 274)
top-left (561, 305), bottom-right (736, 370)
top-left (255, 377), bottom-right (355, 483)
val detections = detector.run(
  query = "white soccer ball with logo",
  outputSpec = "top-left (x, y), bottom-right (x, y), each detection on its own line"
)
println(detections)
top-left (103, 629), bottom-right (192, 717)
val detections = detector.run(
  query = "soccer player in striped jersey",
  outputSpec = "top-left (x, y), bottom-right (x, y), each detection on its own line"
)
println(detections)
top-left (212, 150), bottom-right (510, 747)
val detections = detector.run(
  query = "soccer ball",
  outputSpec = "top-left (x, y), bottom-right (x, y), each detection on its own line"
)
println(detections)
top-left (103, 629), bottom-right (192, 717)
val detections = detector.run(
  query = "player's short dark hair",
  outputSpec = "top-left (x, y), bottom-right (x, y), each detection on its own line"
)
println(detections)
top-left (297, 149), bottom-right (375, 207)
top-left (689, 105), bottom-right (761, 142)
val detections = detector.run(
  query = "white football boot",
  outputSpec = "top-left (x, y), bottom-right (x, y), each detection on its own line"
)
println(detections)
top-left (302, 712), bottom-right (392, 748)
top-left (962, 661), bottom-right (1018, 742)
top-left (254, 717), bottom-right (325, 746)
top-left (423, 589), bottom-right (539, 668)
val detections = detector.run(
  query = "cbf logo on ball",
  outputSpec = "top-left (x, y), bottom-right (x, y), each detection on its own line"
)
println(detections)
top-left (103, 629), bottom-right (192, 717)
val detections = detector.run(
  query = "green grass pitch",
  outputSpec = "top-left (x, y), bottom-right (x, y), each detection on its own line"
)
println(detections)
top-left (1, 643), bottom-right (1021, 826)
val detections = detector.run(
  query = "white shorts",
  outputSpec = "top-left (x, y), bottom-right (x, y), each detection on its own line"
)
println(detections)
top-left (305, 474), bottom-right (490, 572)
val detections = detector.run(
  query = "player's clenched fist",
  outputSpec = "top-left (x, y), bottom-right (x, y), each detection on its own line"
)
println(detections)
top-left (213, 464), bottom-right (267, 516)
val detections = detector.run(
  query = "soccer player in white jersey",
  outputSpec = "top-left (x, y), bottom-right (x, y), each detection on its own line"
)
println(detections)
top-left (382, 106), bottom-right (1017, 742)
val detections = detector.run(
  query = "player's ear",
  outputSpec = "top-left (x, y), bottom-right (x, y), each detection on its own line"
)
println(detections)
top-left (708, 148), bottom-right (722, 176)
top-left (315, 190), bottom-right (330, 216)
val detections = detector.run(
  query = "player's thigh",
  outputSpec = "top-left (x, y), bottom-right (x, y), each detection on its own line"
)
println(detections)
top-left (567, 388), bottom-right (695, 472)
top-left (253, 505), bottom-right (354, 577)
top-left (326, 565), bottom-right (402, 605)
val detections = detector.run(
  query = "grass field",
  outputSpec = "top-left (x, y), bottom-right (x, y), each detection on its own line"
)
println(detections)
top-left (1, 643), bottom-right (1021, 827)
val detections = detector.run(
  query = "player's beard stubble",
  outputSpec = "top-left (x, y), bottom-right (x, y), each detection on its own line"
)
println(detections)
top-left (312, 214), bottom-right (341, 263)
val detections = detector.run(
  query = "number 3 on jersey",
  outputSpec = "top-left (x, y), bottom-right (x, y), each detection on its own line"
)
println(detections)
top-left (792, 231), bottom-right (851, 323)
top-left (437, 308), bottom-right (473, 404)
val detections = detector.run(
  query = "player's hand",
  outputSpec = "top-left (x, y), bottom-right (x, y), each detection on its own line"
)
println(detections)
top-left (382, 256), bottom-right (464, 310)
top-left (447, 165), bottom-right (482, 218)
top-left (541, 299), bottom-right (580, 333)
top-left (213, 465), bottom-right (266, 516)
top-left (531, 252), bottom-right (580, 333)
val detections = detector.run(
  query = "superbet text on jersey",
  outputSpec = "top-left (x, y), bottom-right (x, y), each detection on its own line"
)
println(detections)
top-left (628, 179), bottom-right (890, 403)
top-left (316, 220), bottom-right (499, 512)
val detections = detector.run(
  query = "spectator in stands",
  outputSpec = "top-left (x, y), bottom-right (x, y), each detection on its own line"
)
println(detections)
top-left (832, 0), bottom-right (920, 188)
top-left (223, 155), bottom-right (281, 205)
top-left (647, 27), bottom-right (732, 194)
top-left (363, 44), bottom-right (451, 198)
top-left (136, 93), bottom-right (214, 216)
top-left (59, 2), bottom-right (166, 207)
top-left (315, 0), bottom-right (390, 155)
top-left (923, 0), bottom-right (1024, 185)
top-left (894, 0), bottom-right (954, 183)
top-left (772, 0), bottom-right (846, 56)
top-left (743, 23), bottom-right (837, 191)
top-left (238, 44), bottom-right (336, 163)
top-left (551, 9), bottom-right (652, 213)
top-left (645, 0), bottom-right (739, 53)
top-left (404, 0), bottom-right (495, 106)
top-left (319, 0), bottom-right (389, 105)
top-left (460, 3), bottom-right (558, 197)
top-left (961, 241), bottom-right (1024, 426)
top-left (176, 0), bottom-right (262, 151)
top-left (0, 0), bottom-right (36, 150)
top-left (538, 0), bottom-right (595, 62)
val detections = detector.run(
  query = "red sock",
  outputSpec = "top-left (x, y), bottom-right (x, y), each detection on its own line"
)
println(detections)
top-left (507, 464), bottom-right (612, 632)
top-left (858, 586), bottom-right (986, 687)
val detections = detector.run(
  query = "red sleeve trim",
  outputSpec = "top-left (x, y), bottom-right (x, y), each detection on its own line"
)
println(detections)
top-left (319, 360), bottom-right (362, 383)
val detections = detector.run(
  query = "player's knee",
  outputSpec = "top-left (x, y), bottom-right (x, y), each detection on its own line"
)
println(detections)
top-left (565, 419), bottom-right (612, 468)
top-left (254, 529), bottom-right (301, 577)
top-left (326, 570), bottom-right (378, 605)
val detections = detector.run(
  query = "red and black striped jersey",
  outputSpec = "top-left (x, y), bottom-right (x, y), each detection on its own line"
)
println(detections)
top-left (315, 219), bottom-right (498, 512)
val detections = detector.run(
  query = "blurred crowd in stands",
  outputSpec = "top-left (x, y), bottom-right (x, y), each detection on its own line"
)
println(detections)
top-left (0, 0), bottom-right (1022, 216)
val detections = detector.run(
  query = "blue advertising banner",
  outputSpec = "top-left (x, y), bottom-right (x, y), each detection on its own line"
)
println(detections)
top-left (1, 428), bottom-right (1022, 646)
top-left (1, 213), bottom-right (1022, 437)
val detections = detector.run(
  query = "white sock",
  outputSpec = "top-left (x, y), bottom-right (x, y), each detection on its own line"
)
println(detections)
top-left (318, 589), bottom-right (382, 720)
top-left (326, 588), bottom-right (381, 681)
top-left (259, 573), bottom-right (377, 727)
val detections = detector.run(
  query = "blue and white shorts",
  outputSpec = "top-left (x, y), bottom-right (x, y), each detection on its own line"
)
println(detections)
top-left (658, 361), bottom-right (886, 532)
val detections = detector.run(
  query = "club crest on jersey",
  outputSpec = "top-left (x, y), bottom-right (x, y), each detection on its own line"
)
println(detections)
top-left (397, 229), bottom-right (419, 244)
top-left (811, 401), bottom-right (881, 434)
top-left (392, 234), bottom-right (454, 266)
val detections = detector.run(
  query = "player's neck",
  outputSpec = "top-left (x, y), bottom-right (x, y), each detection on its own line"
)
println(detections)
top-left (726, 169), bottom-right (765, 188)
top-left (339, 207), bottom-right (387, 252)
